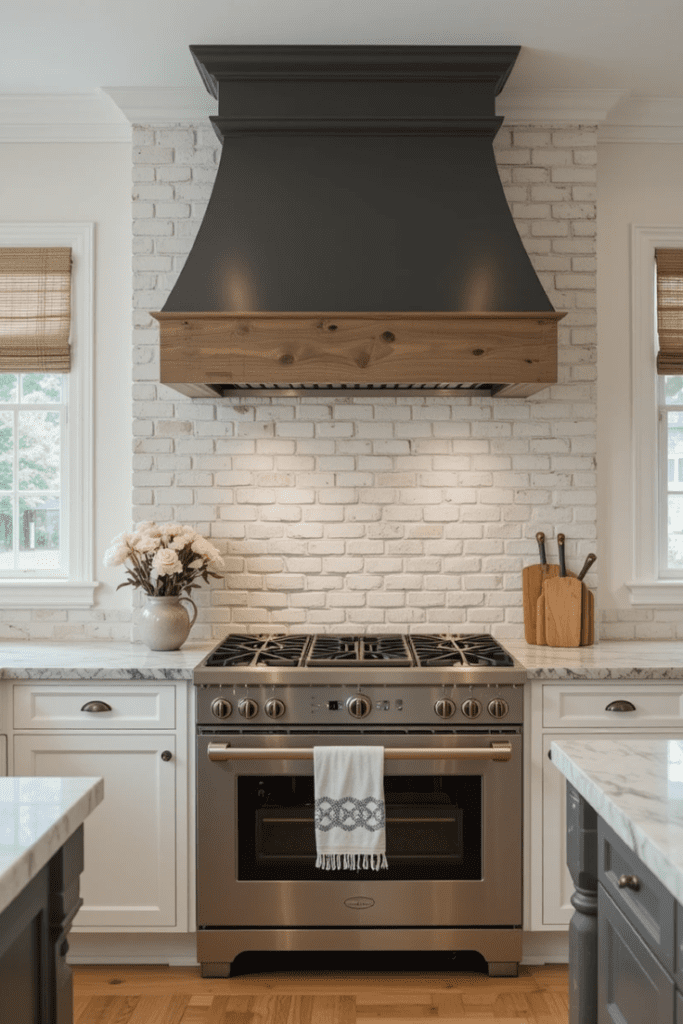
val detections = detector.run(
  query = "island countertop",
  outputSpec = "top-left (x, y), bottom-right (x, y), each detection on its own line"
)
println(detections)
top-left (0, 775), bottom-right (103, 915)
top-left (550, 737), bottom-right (683, 905)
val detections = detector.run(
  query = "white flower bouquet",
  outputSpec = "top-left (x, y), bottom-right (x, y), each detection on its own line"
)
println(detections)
top-left (103, 521), bottom-right (224, 597)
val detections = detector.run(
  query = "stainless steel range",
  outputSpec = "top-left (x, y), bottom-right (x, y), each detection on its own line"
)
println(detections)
top-left (195, 633), bottom-right (525, 978)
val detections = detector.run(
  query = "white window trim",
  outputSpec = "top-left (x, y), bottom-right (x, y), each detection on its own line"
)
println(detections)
top-left (0, 223), bottom-right (97, 608)
top-left (627, 224), bottom-right (683, 605)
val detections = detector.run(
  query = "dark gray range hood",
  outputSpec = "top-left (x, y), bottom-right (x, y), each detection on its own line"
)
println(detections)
top-left (153, 45), bottom-right (564, 397)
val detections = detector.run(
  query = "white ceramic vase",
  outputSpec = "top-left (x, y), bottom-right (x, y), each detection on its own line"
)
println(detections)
top-left (138, 595), bottom-right (198, 651)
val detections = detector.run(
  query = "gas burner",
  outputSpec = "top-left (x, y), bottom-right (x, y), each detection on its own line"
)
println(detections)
top-left (409, 634), bottom-right (515, 668)
top-left (205, 633), bottom-right (310, 668)
top-left (307, 634), bottom-right (412, 667)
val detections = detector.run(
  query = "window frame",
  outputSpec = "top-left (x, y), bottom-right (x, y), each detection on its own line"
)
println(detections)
top-left (628, 224), bottom-right (683, 604)
top-left (0, 224), bottom-right (96, 608)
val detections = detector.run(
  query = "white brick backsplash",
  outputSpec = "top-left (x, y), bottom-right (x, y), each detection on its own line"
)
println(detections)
top-left (0, 118), bottom-right (587, 643)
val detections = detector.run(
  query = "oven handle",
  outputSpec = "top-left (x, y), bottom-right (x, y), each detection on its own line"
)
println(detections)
top-left (206, 741), bottom-right (512, 762)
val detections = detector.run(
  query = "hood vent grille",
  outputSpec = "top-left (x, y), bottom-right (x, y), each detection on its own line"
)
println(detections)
top-left (153, 46), bottom-right (564, 398)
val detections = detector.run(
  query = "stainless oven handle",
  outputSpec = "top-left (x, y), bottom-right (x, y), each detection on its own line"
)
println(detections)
top-left (207, 741), bottom-right (512, 762)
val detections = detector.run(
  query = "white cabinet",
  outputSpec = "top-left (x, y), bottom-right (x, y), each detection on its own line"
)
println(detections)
top-left (529, 682), bottom-right (683, 931)
top-left (14, 732), bottom-right (177, 928)
top-left (0, 735), bottom-right (5, 776)
top-left (10, 680), bottom-right (191, 933)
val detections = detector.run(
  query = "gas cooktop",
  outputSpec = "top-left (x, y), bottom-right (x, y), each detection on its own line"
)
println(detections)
top-left (203, 632), bottom-right (515, 669)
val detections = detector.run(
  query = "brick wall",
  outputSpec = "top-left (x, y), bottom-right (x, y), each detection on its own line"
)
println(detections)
top-left (125, 123), bottom-right (598, 641)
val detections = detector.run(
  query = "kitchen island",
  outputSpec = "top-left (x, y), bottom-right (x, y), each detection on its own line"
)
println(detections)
top-left (551, 737), bottom-right (683, 1023)
top-left (0, 775), bottom-right (103, 1023)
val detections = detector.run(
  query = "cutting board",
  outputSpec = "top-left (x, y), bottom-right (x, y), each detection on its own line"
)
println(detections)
top-left (523, 563), bottom-right (560, 643)
top-left (543, 576), bottom-right (583, 647)
top-left (581, 585), bottom-right (594, 646)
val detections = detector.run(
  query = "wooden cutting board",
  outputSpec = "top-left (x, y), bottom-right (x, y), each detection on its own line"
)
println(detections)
top-left (581, 585), bottom-right (594, 646)
top-left (523, 563), bottom-right (560, 643)
top-left (543, 576), bottom-right (583, 647)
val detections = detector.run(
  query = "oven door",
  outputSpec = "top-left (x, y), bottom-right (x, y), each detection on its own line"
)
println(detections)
top-left (196, 730), bottom-right (522, 929)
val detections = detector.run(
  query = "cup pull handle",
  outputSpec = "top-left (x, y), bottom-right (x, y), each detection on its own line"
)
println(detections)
top-left (80, 701), bottom-right (112, 713)
top-left (606, 700), bottom-right (636, 713)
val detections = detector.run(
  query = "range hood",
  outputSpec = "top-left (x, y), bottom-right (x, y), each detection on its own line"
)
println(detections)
top-left (153, 45), bottom-right (565, 398)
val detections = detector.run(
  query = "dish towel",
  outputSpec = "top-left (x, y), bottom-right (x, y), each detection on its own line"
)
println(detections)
top-left (313, 745), bottom-right (388, 871)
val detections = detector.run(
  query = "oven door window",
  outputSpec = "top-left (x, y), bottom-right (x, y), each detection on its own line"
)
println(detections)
top-left (238, 775), bottom-right (481, 881)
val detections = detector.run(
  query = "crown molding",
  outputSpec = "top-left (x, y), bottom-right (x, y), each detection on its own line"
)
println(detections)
top-left (599, 96), bottom-right (683, 143)
top-left (497, 88), bottom-right (626, 124)
top-left (102, 87), bottom-right (216, 124)
top-left (0, 92), bottom-right (130, 142)
top-left (2, 87), bottom-right (683, 143)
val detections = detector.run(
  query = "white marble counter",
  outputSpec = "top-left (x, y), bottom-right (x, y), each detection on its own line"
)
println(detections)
top-left (0, 641), bottom-right (214, 679)
top-left (504, 639), bottom-right (683, 678)
top-left (0, 775), bottom-right (103, 915)
top-left (551, 737), bottom-right (683, 905)
top-left (0, 638), bottom-right (683, 681)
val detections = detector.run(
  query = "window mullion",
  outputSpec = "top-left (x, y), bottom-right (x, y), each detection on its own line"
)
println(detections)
top-left (12, 404), bottom-right (18, 571)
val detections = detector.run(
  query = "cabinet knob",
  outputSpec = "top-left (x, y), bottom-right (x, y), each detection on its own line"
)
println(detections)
top-left (161, 750), bottom-right (173, 762)
top-left (618, 874), bottom-right (640, 891)
top-left (80, 701), bottom-right (112, 713)
top-left (606, 700), bottom-right (636, 713)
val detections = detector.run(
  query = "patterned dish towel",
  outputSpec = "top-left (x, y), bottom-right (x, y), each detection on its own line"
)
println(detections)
top-left (313, 745), bottom-right (388, 871)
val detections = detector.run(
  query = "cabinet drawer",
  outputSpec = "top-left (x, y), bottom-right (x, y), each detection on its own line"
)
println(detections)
top-left (598, 885), bottom-right (675, 1024)
top-left (543, 684), bottom-right (683, 728)
top-left (598, 818), bottom-right (675, 972)
top-left (13, 685), bottom-right (175, 730)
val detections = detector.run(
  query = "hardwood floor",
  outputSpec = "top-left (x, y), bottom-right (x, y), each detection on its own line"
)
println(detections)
top-left (73, 955), bottom-right (568, 1024)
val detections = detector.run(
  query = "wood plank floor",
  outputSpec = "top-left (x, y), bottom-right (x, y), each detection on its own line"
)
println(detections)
top-left (73, 956), bottom-right (568, 1024)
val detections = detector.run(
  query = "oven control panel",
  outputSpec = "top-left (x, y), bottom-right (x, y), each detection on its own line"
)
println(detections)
top-left (197, 683), bottom-right (523, 726)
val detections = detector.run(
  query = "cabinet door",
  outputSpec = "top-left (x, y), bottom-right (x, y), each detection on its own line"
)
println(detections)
top-left (599, 884), bottom-right (675, 1024)
top-left (0, 735), bottom-right (6, 776)
top-left (13, 733), bottom-right (176, 928)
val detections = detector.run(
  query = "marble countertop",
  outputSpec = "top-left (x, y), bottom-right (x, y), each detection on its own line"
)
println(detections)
top-left (0, 641), bottom-right (214, 679)
top-left (0, 638), bottom-right (683, 680)
top-left (504, 640), bottom-right (683, 678)
top-left (551, 738), bottom-right (683, 905)
top-left (0, 775), bottom-right (103, 915)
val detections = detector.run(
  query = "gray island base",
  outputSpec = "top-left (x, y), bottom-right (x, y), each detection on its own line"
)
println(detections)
top-left (552, 738), bottom-right (683, 1024)
top-left (0, 776), bottom-right (103, 1023)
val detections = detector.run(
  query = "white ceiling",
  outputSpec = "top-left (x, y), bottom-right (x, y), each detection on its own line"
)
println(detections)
top-left (3, 0), bottom-right (682, 98)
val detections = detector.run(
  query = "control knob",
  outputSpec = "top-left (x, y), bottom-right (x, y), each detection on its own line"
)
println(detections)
top-left (346, 695), bottom-right (372, 719)
top-left (211, 697), bottom-right (232, 720)
top-left (488, 698), bottom-right (509, 719)
top-left (238, 698), bottom-right (259, 719)
top-left (265, 698), bottom-right (286, 720)
top-left (434, 698), bottom-right (456, 719)
top-left (461, 698), bottom-right (482, 719)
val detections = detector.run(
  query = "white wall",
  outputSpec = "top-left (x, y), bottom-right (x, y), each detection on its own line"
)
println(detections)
top-left (597, 141), bottom-right (683, 638)
top-left (0, 142), bottom-right (133, 638)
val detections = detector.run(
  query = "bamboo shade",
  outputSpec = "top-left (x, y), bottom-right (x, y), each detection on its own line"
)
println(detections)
top-left (0, 247), bottom-right (72, 372)
top-left (656, 248), bottom-right (683, 374)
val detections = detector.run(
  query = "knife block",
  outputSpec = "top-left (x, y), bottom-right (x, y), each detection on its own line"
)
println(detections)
top-left (525, 577), bottom-right (594, 647)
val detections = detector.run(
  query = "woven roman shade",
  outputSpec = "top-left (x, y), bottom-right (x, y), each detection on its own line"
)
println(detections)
top-left (0, 247), bottom-right (72, 372)
top-left (656, 248), bottom-right (683, 374)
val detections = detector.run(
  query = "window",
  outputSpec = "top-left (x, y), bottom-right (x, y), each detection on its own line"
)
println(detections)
top-left (0, 373), bottom-right (66, 576)
top-left (0, 225), bottom-right (96, 608)
top-left (628, 226), bottom-right (683, 604)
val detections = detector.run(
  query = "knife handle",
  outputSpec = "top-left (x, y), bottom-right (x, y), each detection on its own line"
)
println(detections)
top-left (557, 534), bottom-right (566, 577)
top-left (536, 531), bottom-right (547, 566)
top-left (578, 553), bottom-right (597, 581)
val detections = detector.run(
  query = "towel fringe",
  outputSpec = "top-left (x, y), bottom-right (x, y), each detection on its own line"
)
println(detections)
top-left (315, 852), bottom-right (388, 871)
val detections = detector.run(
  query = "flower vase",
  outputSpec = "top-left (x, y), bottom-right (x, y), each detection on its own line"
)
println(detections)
top-left (139, 595), bottom-right (198, 651)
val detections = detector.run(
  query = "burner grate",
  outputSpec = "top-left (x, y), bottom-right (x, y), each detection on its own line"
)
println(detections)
top-left (307, 634), bottom-right (412, 667)
top-left (408, 634), bottom-right (514, 668)
top-left (206, 633), bottom-right (311, 668)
